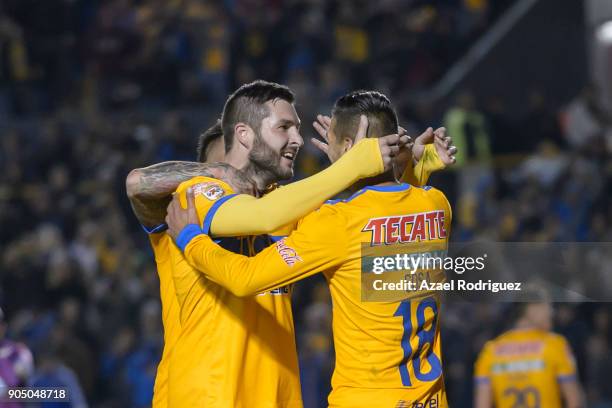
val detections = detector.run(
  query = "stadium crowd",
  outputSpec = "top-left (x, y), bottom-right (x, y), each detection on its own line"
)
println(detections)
top-left (0, 0), bottom-right (610, 407)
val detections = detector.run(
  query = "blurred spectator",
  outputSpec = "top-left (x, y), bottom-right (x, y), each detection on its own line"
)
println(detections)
top-left (444, 91), bottom-right (491, 168)
top-left (512, 140), bottom-right (568, 189)
top-left (29, 350), bottom-right (88, 408)
top-left (0, 308), bottom-right (34, 406)
top-left (521, 90), bottom-right (565, 150)
top-left (563, 85), bottom-right (610, 150)
top-left (585, 334), bottom-right (612, 407)
top-left (443, 91), bottom-right (492, 202)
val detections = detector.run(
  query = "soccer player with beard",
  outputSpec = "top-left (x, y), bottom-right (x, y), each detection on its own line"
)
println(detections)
top-left (165, 91), bottom-right (453, 407)
top-left (126, 80), bottom-right (410, 407)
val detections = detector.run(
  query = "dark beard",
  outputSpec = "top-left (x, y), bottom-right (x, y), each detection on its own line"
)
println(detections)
top-left (247, 131), bottom-right (293, 184)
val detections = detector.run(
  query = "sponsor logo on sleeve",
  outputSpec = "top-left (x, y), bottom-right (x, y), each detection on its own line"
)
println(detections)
top-left (276, 239), bottom-right (302, 266)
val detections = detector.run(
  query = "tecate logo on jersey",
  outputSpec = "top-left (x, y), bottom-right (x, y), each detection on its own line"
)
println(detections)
top-left (362, 211), bottom-right (447, 246)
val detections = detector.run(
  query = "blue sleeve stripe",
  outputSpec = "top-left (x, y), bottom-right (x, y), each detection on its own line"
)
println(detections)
top-left (141, 223), bottom-right (168, 234)
top-left (268, 235), bottom-right (286, 242)
top-left (474, 377), bottom-right (490, 384)
top-left (557, 374), bottom-right (576, 383)
top-left (202, 194), bottom-right (239, 235)
top-left (176, 224), bottom-right (204, 252)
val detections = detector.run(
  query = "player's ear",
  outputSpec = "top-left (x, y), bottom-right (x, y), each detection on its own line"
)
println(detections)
top-left (342, 137), bottom-right (354, 153)
top-left (234, 123), bottom-right (254, 150)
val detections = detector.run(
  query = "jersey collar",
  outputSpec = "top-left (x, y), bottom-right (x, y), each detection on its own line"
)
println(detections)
top-left (361, 183), bottom-right (411, 193)
top-left (342, 183), bottom-right (411, 203)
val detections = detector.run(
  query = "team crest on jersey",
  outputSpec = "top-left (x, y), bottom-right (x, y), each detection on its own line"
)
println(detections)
top-left (193, 182), bottom-right (225, 200)
top-left (276, 238), bottom-right (302, 266)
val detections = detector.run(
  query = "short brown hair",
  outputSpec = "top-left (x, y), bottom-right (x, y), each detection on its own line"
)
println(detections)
top-left (221, 80), bottom-right (294, 153)
top-left (196, 120), bottom-right (223, 163)
top-left (331, 90), bottom-right (398, 141)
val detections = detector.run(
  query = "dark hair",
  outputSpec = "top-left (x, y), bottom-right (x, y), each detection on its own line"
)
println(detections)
top-left (506, 286), bottom-right (551, 326)
top-left (197, 120), bottom-right (223, 163)
top-left (331, 90), bottom-right (398, 141)
top-left (221, 80), bottom-right (295, 153)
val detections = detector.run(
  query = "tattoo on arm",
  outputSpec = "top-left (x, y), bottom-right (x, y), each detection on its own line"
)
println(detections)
top-left (126, 161), bottom-right (234, 227)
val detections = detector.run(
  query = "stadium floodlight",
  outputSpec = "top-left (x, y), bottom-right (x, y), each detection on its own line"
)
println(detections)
top-left (596, 20), bottom-right (612, 43)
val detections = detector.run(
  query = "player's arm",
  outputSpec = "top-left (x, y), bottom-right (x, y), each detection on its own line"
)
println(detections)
top-left (474, 382), bottom-right (493, 408)
top-left (401, 127), bottom-right (457, 186)
top-left (474, 343), bottom-right (493, 408)
top-left (551, 336), bottom-right (583, 408)
top-left (209, 115), bottom-right (408, 236)
top-left (212, 137), bottom-right (396, 236)
top-left (312, 115), bottom-right (456, 187)
top-left (125, 161), bottom-right (230, 228)
top-left (167, 190), bottom-right (347, 296)
top-left (559, 380), bottom-right (582, 408)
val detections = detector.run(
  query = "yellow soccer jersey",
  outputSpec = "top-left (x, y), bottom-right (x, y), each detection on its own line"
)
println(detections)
top-left (144, 227), bottom-right (182, 408)
top-left (474, 329), bottom-right (577, 408)
top-left (168, 176), bottom-right (302, 408)
top-left (181, 182), bottom-right (452, 408)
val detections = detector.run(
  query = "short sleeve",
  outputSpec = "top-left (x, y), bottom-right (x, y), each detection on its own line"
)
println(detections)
top-left (549, 335), bottom-right (577, 382)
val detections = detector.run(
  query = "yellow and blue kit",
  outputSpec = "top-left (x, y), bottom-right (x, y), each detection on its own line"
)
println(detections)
top-left (143, 138), bottom-right (385, 407)
top-left (142, 230), bottom-right (182, 408)
top-left (142, 139), bottom-right (445, 407)
top-left (176, 182), bottom-right (452, 408)
top-left (474, 329), bottom-right (578, 408)
top-left (168, 177), bottom-right (303, 407)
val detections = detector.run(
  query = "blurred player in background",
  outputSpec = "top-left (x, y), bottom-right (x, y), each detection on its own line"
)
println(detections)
top-left (166, 91), bottom-right (453, 407)
top-left (127, 80), bottom-right (411, 407)
top-left (474, 299), bottom-right (583, 408)
top-left (0, 308), bottom-right (34, 407)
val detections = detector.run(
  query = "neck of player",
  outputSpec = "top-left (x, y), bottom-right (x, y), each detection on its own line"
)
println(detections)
top-left (224, 152), bottom-right (277, 195)
top-left (349, 170), bottom-right (399, 193)
top-left (241, 163), bottom-right (277, 194)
